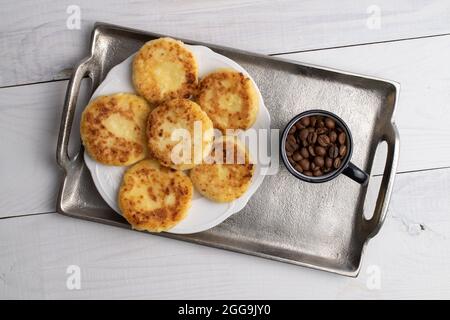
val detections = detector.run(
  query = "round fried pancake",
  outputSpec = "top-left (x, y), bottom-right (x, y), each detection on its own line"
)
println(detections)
top-left (80, 93), bottom-right (152, 166)
top-left (147, 98), bottom-right (214, 170)
top-left (190, 137), bottom-right (254, 202)
top-left (132, 37), bottom-right (198, 105)
top-left (118, 159), bottom-right (193, 232)
top-left (196, 68), bottom-right (258, 131)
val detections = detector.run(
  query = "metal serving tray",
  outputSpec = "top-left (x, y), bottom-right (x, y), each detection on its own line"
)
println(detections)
top-left (57, 22), bottom-right (399, 277)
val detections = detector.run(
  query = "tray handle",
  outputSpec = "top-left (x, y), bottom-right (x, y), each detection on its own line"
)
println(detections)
top-left (56, 56), bottom-right (93, 171)
top-left (366, 123), bottom-right (400, 238)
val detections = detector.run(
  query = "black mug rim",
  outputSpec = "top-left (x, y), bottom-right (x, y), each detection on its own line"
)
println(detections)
top-left (280, 109), bottom-right (354, 183)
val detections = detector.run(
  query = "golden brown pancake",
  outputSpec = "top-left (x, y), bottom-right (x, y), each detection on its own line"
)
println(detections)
top-left (196, 68), bottom-right (258, 132)
top-left (118, 159), bottom-right (193, 232)
top-left (190, 136), bottom-right (254, 202)
top-left (132, 37), bottom-right (198, 105)
top-left (147, 98), bottom-right (214, 170)
top-left (80, 93), bottom-right (152, 166)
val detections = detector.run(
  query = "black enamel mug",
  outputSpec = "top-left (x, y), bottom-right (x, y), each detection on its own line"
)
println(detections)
top-left (280, 109), bottom-right (369, 185)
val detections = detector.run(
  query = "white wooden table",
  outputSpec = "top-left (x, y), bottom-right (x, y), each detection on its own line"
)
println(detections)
top-left (1, 0), bottom-right (450, 299)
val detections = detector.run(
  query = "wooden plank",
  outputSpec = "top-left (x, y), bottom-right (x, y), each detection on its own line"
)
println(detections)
top-left (281, 34), bottom-right (450, 174)
top-left (0, 81), bottom-right (64, 217)
top-left (1, 168), bottom-right (449, 299)
top-left (0, 80), bottom-right (90, 217)
top-left (1, 34), bottom-right (450, 218)
top-left (1, 0), bottom-right (450, 86)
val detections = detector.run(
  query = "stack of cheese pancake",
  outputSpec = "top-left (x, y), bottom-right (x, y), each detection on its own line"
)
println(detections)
top-left (80, 37), bottom-right (259, 232)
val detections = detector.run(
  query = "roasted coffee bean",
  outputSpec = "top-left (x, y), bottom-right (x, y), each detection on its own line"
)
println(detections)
top-left (316, 127), bottom-right (328, 135)
top-left (328, 145), bottom-right (339, 158)
top-left (308, 145), bottom-right (316, 157)
top-left (286, 141), bottom-right (295, 152)
top-left (300, 116), bottom-right (310, 127)
top-left (338, 132), bottom-right (346, 145)
top-left (315, 146), bottom-right (326, 156)
top-left (288, 156), bottom-right (295, 166)
top-left (307, 132), bottom-right (317, 144)
top-left (339, 145), bottom-right (347, 157)
top-left (313, 170), bottom-right (323, 177)
top-left (289, 126), bottom-right (296, 135)
top-left (310, 117), bottom-right (317, 127)
top-left (294, 164), bottom-right (303, 173)
top-left (287, 140), bottom-right (295, 150)
top-left (299, 158), bottom-right (310, 171)
top-left (314, 156), bottom-right (324, 167)
top-left (313, 165), bottom-right (321, 172)
top-left (302, 140), bottom-right (309, 147)
top-left (325, 157), bottom-right (333, 168)
top-left (286, 150), bottom-right (293, 157)
top-left (298, 128), bottom-right (309, 141)
top-left (287, 134), bottom-right (296, 145)
top-left (304, 171), bottom-right (313, 177)
top-left (295, 122), bottom-right (304, 130)
top-left (325, 118), bottom-right (335, 129)
top-left (311, 162), bottom-right (316, 170)
top-left (317, 134), bottom-right (330, 147)
top-left (333, 158), bottom-right (341, 169)
top-left (317, 119), bottom-right (325, 128)
top-left (292, 151), bottom-right (302, 161)
top-left (288, 142), bottom-right (298, 151)
top-left (288, 137), bottom-right (298, 147)
top-left (285, 143), bottom-right (294, 152)
top-left (329, 131), bottom-right (337, 143)
top-left (300, 147), bottom-right (309, 158)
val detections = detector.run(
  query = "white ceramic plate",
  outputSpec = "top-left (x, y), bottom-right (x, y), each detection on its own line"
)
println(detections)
top-left (84, 44), bottom-right (271, 234)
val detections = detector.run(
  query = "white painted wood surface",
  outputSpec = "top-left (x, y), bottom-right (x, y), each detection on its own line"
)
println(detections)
top-left (1, 168), bottom-right (449, 299)
top-left (0, 80), bottom-right (89, 217)
top-left (1, 0), bottom-right (449, 299)
top-left (1, 0), bottom-right (450, 86)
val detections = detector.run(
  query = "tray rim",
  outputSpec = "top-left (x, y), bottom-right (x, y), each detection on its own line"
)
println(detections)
top-left (56, 21), bottom-right (400, 277)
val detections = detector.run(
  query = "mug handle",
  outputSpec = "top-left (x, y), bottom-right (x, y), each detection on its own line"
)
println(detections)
top-left (342, 162), bottom-right (369, 185)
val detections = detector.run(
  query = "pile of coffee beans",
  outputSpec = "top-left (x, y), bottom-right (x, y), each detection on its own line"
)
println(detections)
top-left (284, 115), bottom-right (348, 177)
